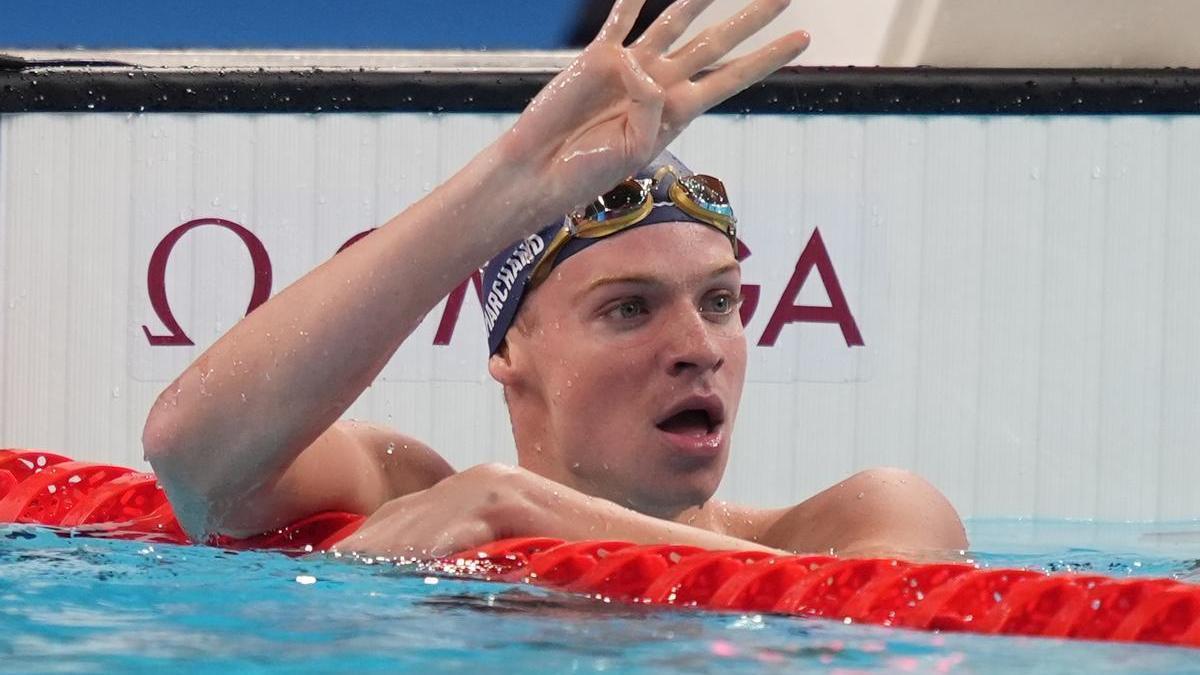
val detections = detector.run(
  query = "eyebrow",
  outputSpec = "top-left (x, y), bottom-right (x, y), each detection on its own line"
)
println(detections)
top-left (579, 262), bottom-right (741, 297)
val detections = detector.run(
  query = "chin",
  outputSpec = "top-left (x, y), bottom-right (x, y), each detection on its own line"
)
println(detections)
top-left (667, 453), bottom-right (728, 489)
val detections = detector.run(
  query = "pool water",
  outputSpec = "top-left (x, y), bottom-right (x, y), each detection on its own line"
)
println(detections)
top-left (1, 520), bottom-right (1198, 673)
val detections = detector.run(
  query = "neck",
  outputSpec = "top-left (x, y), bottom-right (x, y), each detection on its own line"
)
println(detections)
top-left (509, 407), bottom-right (718, 524)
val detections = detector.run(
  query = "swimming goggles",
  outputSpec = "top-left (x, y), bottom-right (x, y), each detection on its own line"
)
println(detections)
top-left (528, 167), bottom-right (738, 287)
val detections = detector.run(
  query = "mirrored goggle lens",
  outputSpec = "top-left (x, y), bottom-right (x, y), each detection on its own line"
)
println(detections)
top-left (680, 175), bottom-right (729, 207)
top-left (582, 180), bottom-right (647, 222)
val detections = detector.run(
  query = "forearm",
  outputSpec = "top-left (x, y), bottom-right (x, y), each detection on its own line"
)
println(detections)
top-left (339, 464), bottom-right (788, 558)
top-left (144, 136), bottom-right (554, 497)
top-left (501, 469), bottom-right (783, 554)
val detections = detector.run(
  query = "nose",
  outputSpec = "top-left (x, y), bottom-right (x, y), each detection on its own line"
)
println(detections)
top-left (659, 303), bottom-right (725, 378)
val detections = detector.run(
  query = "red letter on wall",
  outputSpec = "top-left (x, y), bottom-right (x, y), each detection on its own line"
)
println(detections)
top-left (433, 271), bottom-right (485, 345)
top-left (143, 218), bottom-right (273, 346)
top-left (758, 228), bottom-right (864, 347)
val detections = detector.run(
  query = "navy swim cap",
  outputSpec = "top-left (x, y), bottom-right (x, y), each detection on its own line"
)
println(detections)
top-left (480, 150), bottom-right (734, 355)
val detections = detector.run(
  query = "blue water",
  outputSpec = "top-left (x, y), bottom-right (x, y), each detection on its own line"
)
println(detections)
top-left (1, 520), bottom-right (1198, 673)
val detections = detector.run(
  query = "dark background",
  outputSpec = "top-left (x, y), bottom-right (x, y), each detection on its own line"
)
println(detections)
top-left (0, 0), bottom-right (675, 50)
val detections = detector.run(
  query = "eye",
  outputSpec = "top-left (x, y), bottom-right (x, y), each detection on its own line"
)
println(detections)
top-left (605, 298), bottom-right (647, 321)
top-left (702, 291), bottom-right (741, 316)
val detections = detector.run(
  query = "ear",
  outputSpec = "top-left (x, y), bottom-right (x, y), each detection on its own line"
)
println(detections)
top-left (488, 340), bottom-right (523, 388)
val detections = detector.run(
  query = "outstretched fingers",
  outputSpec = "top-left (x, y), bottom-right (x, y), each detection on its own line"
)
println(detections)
top-left (596, 0), bottom-right (651, 44)
top-left (633, 0), bottom-right (719, 54)
top-left (684, 30), bottom-right (809, 113)
top-left (668, 0), bottom-right (794, 77)
top-left (617, 50), bottom-right (668, 160)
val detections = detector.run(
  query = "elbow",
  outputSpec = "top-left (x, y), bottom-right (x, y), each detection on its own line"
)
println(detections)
top-left (140, 390), bottom-right (215, 541)
top-left (141, 385), bottom-right (210, 496)
top-left (142, 400), bottom-right (172, 466)
top-left (141, 387), bottom-right (186, 467)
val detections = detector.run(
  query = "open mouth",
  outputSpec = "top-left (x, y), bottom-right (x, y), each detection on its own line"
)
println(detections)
top-left (655, 408), bottom-right (717, 437)
top-left (654, 395), bottom-right (725, 440)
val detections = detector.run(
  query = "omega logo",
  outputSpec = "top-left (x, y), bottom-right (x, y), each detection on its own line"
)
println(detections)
top-left (142, 218), bottom-right (864, 348)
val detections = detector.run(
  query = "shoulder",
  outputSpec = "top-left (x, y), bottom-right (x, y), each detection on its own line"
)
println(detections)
top-left (330, 420), bottom-right (456, 498)
top-left (754, 467), bottom-right (967, 557)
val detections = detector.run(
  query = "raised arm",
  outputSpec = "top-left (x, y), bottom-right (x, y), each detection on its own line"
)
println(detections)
top-left (143, 0), bottom-right (809, 539)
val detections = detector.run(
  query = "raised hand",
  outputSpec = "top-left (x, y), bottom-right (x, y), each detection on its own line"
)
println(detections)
top-left (503, 0), bottom-right (809, 214)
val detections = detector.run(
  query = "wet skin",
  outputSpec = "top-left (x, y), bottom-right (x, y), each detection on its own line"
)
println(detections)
top-left (493, 222), bottom-right (745, 520)
top-left (143, 0), bottom-right (966, 558)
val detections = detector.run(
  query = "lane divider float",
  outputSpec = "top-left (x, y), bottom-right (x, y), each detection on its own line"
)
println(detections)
top-left (1, 449), bottom-right (1197, 649)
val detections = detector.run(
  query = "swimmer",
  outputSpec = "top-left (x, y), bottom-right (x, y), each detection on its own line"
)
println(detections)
top-left (143, 0), bottom-right (967, 559)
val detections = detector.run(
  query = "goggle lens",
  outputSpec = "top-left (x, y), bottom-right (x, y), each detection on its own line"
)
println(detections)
top-left (534, 168), bottom-right (737, 288)
top-left (676, 174), bottom-right (734, 220)
top-left (581, 180), bottom-right (647, 223)
top-left (683, 175), bottom-right (728, 206)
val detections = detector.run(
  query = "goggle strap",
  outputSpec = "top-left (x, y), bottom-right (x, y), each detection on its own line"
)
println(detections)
top-left (529, 226), bottom-right (572, 286)
top-left (652, 165), bottom-right (679, 184)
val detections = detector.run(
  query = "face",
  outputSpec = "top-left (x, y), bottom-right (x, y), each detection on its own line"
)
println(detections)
top-left (490, 222), bottom-right (748, 518)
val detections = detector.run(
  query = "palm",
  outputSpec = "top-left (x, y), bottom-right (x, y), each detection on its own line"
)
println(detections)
top-left (519, 45), bottom-right (661, 200)
top-left (506, 0), bottom-right (808, 212)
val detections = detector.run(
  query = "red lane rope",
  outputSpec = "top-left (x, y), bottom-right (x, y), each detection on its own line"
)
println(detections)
top-left (0, 450), bottom-right (1197, 649)
top-left (450, 538), bottom-right (1200, 648)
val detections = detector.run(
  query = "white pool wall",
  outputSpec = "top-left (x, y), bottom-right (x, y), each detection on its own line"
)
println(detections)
top-left (3, 102), bottom-right (1199, 522)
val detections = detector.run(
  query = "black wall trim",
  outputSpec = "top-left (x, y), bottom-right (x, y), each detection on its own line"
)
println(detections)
top-left (3, 66), bottom-right (1200, 115)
